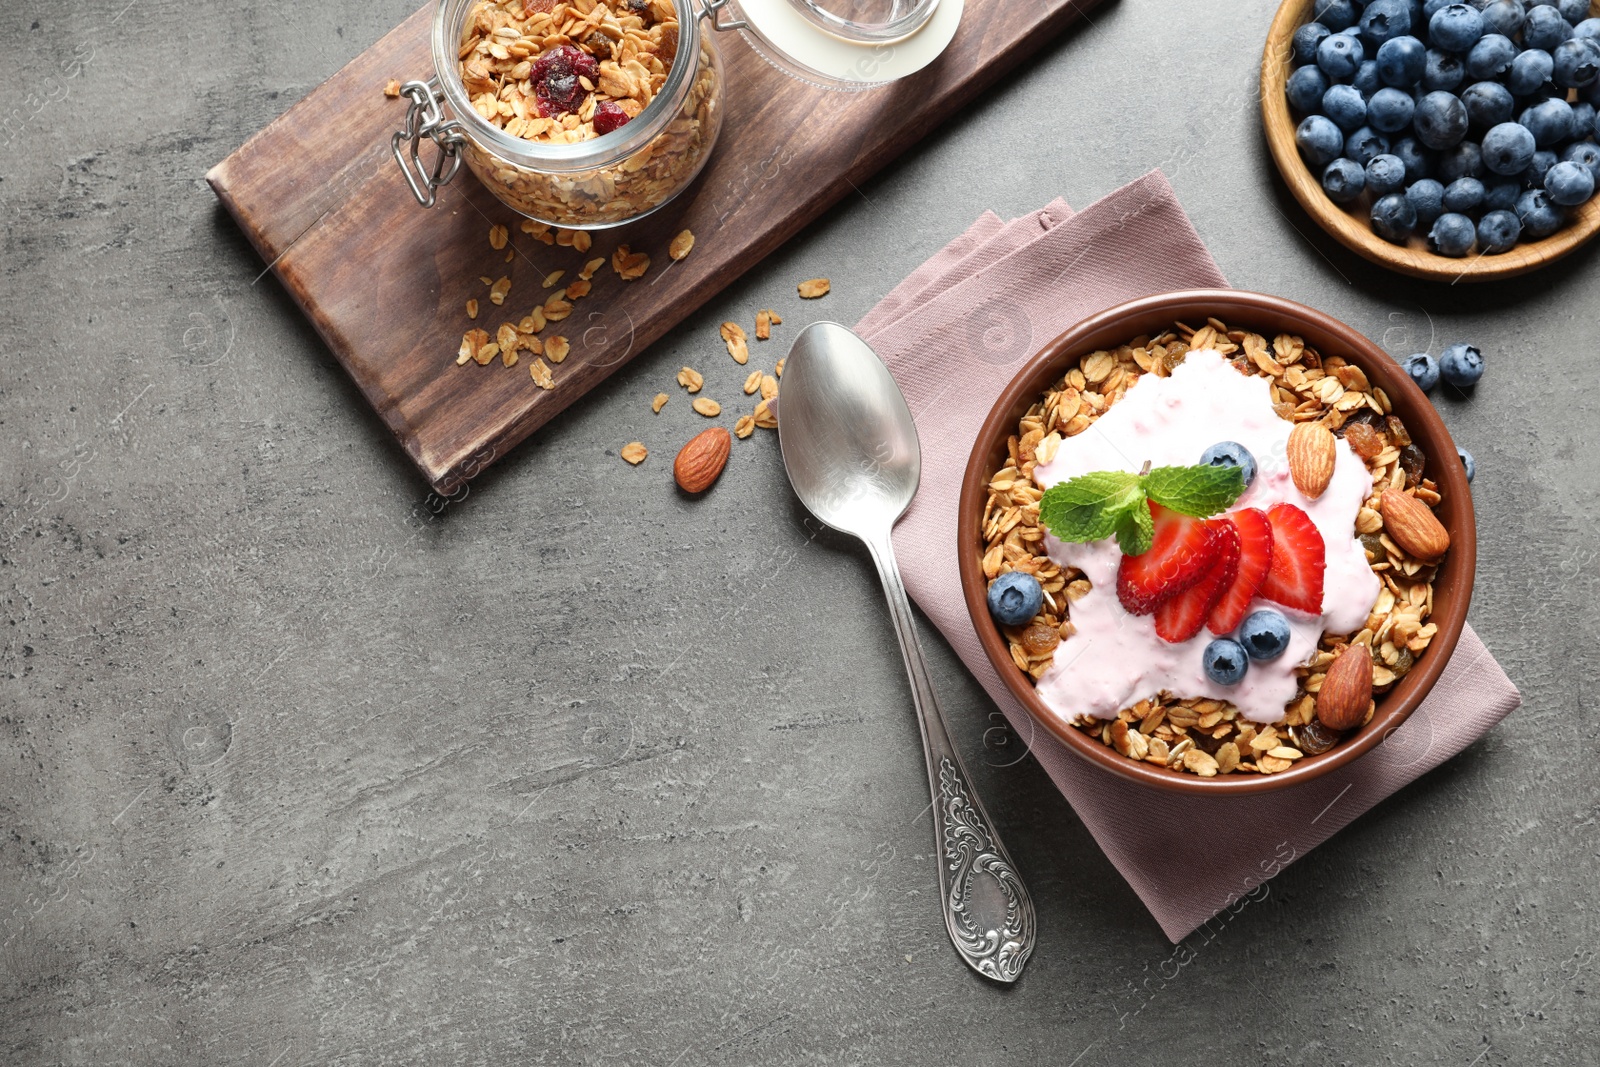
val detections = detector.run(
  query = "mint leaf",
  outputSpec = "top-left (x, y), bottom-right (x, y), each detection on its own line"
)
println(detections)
top-left (1114, 499), bottom-right (1154, 556)
top-left (1038, 470), bottom-right (1145, 543)
top-left (1143, 464), bottom-right (1246, 517)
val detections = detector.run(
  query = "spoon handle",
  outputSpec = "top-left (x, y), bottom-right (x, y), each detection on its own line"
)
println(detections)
top-left (865, 532), bottom-right (1036, 983)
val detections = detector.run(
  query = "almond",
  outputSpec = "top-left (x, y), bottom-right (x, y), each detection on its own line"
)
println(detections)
top-left (673, 427), bottom-right (731, 494)
top-left (1286, 421), bottom-right (1336, 499)
top-left (1315, 642), bottom-right (1373, 732)
top-left (1378, 489), bottom-right (1450, 562)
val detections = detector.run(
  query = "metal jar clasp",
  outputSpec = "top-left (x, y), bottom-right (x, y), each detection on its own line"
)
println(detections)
top-left (391, 79), bottom-right (467, 208)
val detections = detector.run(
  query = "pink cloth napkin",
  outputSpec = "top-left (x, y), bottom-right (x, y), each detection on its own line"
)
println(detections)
top-left (857, 170), bottom-right (1522, 943)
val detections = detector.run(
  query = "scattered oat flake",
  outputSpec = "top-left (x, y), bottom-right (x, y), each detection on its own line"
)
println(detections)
top-left (475, 342), bottom-right (500, 366)
top-left (620, 441), bottom-right (648, 465)
top-left (760, 374), bottom-right (778, 400)
top-left (489, 277), bottom-right (512, 305)
top-left (520, 220), bottom-right (550, 237)
top-left (611, 245), bottom-right (650, 280)
top-left (573, 231), bottom-right (592, 253)
top-left (543, 270), bottom-right (566, 289)
top-left (743, 370), bottom-right (762, 395)
top-left (479, 275), bottom-right (494, 286)
top-left (466, 298), bottom-right (479, 319)
top-left (692, 397), bottom-right (721, 417)
top-left (565, 279), bottom-right (592, 300)
top-left (669, 229), bottom-right (695, 261)
top-left (489, 224), bottom-right (509, 251)
top-left (652, 393), bottom-right (669, 414)
top-left (521, 307), bottom-right (547, 334)
top-left (384, 79), bottom-right (402, 98)
top-left (753, 398), bottom-right (777, 429)
top-left (504, 249), bottom-right (515, 262)
top-left (677, 366), bottom-right (704, 393)
top-left (721, 322), bottom-right (749, 365)
top-left (775, 357), bottom-right (785, 378)
top-left (755, 310), bottom-right (771, 341)
top-left (543, 294), bottom-right (573, 321)
top-left (734, 415), bottom-right (755, 439)
top-left (798, 278), bottom-right (830, 299)
top-left (766, 310), bottom-right (782, 325)
top-left (502, 348), bottom-right (519, 368)
top-left (529, 357), bottom-right (555, 390)
top-left (545, 335), bottom-right (570, 363)
top-left (579, 257), bottom-right (606, 281)
top-left (458, 328), bottom-right (488, 366)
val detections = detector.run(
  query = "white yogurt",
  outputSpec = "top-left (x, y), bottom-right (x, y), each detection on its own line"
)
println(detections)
top-left (1032, 349), bottom-right (1380, 724)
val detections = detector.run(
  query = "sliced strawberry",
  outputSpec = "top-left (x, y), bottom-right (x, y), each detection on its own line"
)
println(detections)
top-left (1117, 503), bottom-right (1224, 616)
top-left (1256, 503), bottom-right (1326, 616)
top-left (1207, 508), bottom-right (1275, 635)
top-left (1155, 520), bottom-right (1241, 642)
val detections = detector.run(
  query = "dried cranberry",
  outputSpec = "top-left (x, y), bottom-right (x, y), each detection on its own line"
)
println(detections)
top-left (530, 44), bottom-right (599, 117)
top-left (592, 100), bottom-right (630, 135)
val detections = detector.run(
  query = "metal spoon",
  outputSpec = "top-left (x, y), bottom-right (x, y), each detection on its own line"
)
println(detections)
top-left (776, 321), bottom-right (1036, 983)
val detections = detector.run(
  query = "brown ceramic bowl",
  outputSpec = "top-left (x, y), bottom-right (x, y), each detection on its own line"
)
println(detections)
top-left (957, 289), bottom-right (1476, 795)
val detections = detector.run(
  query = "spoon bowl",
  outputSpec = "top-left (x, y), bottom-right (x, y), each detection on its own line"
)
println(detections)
top-left (778, 322), bottom-right (921, 538)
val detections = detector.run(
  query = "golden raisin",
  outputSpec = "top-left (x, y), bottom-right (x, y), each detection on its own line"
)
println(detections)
top-left (1344, 421), bottom-right (1386, 460)
top-left (1020, 621), bottom-right (1060, 657)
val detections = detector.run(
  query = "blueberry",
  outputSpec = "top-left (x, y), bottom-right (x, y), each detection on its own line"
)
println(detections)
top-left (1438, 142), bottom-right (1484, 182)
top-left (1465, 33), bottom-right (1518, 79)
top-left (1377, 34), bottom-right (1429, 84)
top-left (1440, 342), bottom-right (1484, 387)
top-left (1442, 176), bottom-right (1486, 212)
top-left (1578, 17), bottom-right (1600, 44)
top-left (1545, 159), bottom-right (1597, 205)
top-left (1555, 0), bottom-right (1589, 23)
top-left (1373, 192), bottom-right (1421, 240)
top-left (1520, 96), bottom-right (1576, 145)
top-left (1288, 65), bottom-right (1333, 112)
top-left (1345, 125), bottom-right (1394, 163)
top-left (1552, 38), bottom-right (1600, 88)
top-left (1562, 141), bottom-right (1600, 183)
top-left (1315, 0), bottom-right (1361, 31)
top-left (1477, 208), bottom-right (1523, 251)
top-left (1318, 31), bottom-right (1367, 78)
top-left (1508, 48), bottom-right (1556, 94)
top-left (987, 571), bottom-right (1044, 628)
top-left (1392, 135), bottom-right (1438, 179)
top-left (1298, 115), bottom-right (1348, 166)
top-left (1199, 441), bottom-right (1259, 487)
top-left (1362, 0), bottom-right (1416, 49)
top-left (1294, 21), bottom-right (1335, 65)
top-left (1524, 4), bottom-right (1573, 50)
top-left (1407, 177), bottom-right (1448, 223)
top-left (1457, 446), bottom-right (1475, 484)
top-left (1415, 90), bottom-right (1470, 147)
top-left (1478, 128), bottom-right (1535, 185)
top-left (1238, 610), bottom-right (1293, 662)
top-left (1202, 638), bottom-right (1250, 686)
top-left (1521, 149), bottom-right (1559, 189)
top-left (1484, 177), bottom-right (1523, 210)
top-left (1367, 153), bottom-right (1410, 194)
top-left (1573, 102), bottom-right (1597, 135)
top-left (1479, 0), bottom-right (1527, 37)
top-left (1461, 80), bottom-right (1515, 130)
top-left (1402, 352), bottom-right (1441, 391)
top-left (1430, 4), bottom-right (1485, 50)
top-left (1429, 211), bottom-right (1478, 254)
top-left (1422, 47), bottom-right (1467, 89)
top-left (1323, 84), bottom-right (1370, 130)
top-left (1423, 0), bottom-right (1455, 20)
top-left (1323, 157), bottom-right (1370, 201)
top-left (1364, 87), bottom-right (1415, 132)
top-left (1354, 59), bottom-right (1384, 98)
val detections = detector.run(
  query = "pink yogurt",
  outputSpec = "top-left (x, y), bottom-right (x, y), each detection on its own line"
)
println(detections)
top-left (1031, 349), bottom-right (1380, 724)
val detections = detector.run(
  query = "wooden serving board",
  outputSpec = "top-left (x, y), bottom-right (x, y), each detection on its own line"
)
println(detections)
top-left (208, 0), bottom-right (1108, 493)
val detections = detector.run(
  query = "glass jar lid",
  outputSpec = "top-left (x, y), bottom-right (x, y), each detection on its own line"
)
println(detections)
top-left (713, 0), bottom-right (964, 90)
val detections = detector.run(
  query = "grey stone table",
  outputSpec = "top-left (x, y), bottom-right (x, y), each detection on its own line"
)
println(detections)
top-left (3, 1), bottom-right (1596, 1064)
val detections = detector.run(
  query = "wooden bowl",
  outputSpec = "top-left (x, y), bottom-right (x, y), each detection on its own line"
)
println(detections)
top-left (1261, 0), bottom-right (1600, 283)
top-left (957, 289), bottom-right (1477, 795)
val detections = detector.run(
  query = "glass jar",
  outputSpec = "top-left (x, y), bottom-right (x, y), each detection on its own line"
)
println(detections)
top-left (393, 0), bottom-right (962, 230)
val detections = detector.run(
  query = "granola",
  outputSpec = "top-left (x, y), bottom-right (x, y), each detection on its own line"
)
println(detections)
top-left (981, 318), bottom-right (1447, 776)
top-left (455, 0), bottom-right (722, 227)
